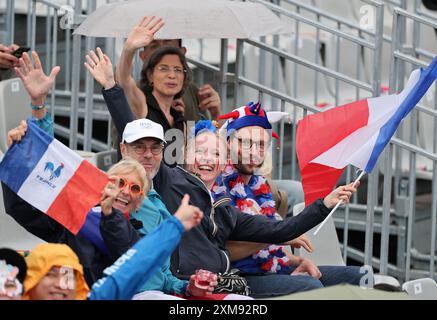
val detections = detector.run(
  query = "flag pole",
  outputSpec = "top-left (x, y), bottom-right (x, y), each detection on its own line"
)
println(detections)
top-left (313, 170), bottom-right (366, 236)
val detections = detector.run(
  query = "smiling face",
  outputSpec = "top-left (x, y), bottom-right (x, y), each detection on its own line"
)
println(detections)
top-left (111, 170), bottom-right (145, 214)
top-left (148, 54), bottom-right (185, 99)
top-left (187, 132), bottom-right (227, 189)
top-left (229, 126), bottom-right (270, 175)
top-left (28, 266), bottom-right (76, 300)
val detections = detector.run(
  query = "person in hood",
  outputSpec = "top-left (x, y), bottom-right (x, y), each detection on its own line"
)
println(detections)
top-left (23, 243), bottom-right (89, 300)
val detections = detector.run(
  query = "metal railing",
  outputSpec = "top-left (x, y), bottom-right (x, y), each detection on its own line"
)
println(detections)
top-left (388, 7), bottom-right (437, 281)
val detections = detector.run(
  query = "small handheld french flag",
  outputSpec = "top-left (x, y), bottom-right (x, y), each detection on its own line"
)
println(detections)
top-left (0, 120), bottom-right (108, 234)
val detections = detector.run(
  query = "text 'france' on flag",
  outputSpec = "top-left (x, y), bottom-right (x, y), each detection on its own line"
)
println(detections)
top-left (0, 120), bottom-right (109, 234)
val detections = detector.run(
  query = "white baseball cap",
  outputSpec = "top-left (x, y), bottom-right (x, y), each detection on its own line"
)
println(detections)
top-left (122, 119), bottom-right (166, 144)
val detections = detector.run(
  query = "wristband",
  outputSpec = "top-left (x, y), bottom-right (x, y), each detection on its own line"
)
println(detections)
top-left (30, 103), bottom-right (45, 110)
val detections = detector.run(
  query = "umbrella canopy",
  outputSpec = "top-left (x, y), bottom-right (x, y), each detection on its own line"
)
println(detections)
top-left (73, 0), bottom-right (288, 39)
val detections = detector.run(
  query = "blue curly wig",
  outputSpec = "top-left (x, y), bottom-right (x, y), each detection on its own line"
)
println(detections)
top-left (193, 120), bottom-right (217, 137)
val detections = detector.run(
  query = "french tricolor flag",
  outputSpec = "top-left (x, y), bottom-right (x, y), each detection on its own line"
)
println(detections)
top-left (297, 56), bottom-right (437, 206)
top-left (0, 120), bottom-right (108, 234)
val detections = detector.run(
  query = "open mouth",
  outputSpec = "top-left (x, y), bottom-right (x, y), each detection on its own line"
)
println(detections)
top-left (198, 165), bottom-right (214, 173)
top-left (49, 291), bottom-right (68, 300)
top-left (114, 197), bottom-right (129, 210)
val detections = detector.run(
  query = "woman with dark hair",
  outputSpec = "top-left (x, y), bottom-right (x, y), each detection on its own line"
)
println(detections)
top-left (114, 16), bottom-right (221, 160)
top-left (137, 45), bottom-right (192, 134)
top-left (87, 44), bottom-right (191, 164)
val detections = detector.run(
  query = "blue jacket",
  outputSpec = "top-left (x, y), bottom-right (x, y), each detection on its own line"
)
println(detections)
top-left (130, 190), bottom-right (188, 294)
top-left (88, 216), bottom-right (185, 300)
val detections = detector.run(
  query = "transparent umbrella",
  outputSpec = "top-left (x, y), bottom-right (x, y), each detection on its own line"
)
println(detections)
top-left (73, 0), bottom-right (288, 39)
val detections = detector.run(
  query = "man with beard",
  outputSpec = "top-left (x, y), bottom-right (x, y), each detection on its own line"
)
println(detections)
top-left (214, 102), bottom-right (364, 297)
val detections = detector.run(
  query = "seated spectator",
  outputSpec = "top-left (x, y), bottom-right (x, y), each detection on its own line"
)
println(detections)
top-left (89, 35), bottom-right (190, 131)
top-left (77, 157), bottom-right (148, 260)
top-left (5, 116), bottom-right (204, 301)
top-left (214, 103), bottom-right (363, 295)
top-left (0, 248), bottom-right (27, 300)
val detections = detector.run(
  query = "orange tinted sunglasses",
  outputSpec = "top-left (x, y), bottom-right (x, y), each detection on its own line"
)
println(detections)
top-left (110, 177), bottom-right (144, 196)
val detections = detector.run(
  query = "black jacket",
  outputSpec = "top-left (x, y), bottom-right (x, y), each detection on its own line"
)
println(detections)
top-left (1, 183), bottom-right (140, 286)
top-left (154, 165), bottom-right (331, 277)
top-left (144, 90), bottom-right (185, 133)
top-left (103, 85), bottom-right (332, 278)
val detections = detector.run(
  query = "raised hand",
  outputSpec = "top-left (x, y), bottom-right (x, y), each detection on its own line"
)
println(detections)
top-left (14, 51), bottom-right (60, 106)
top-left (7, 120), bottom-right (28, 147)
top-left (100, 176), bottom-right (120, 216)
top-left (84, 47), bottom-right (115, 90)
top-left (124, 16), bottom-right (165, 52)
top-left (174, 194), bottom-right (204, 231)
top-left (323, 181), bottom-right (359, 209)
